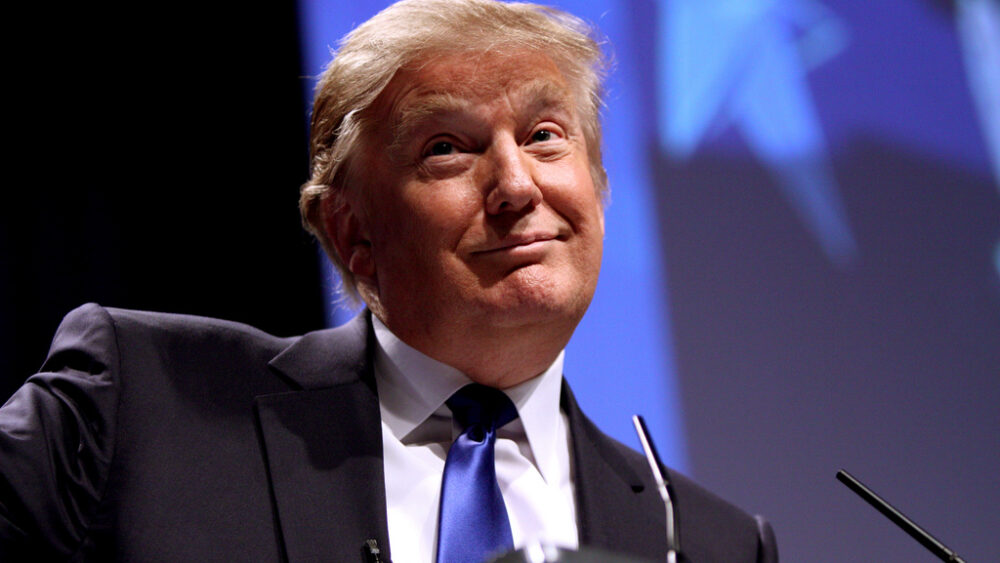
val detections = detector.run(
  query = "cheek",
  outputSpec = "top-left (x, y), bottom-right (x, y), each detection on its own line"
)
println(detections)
top-left (545, 160), bottom-right (602, 224)
top-left (373, 183), bottom-right (479, 260)
top-left (410, 183), bottom-right (481, 233)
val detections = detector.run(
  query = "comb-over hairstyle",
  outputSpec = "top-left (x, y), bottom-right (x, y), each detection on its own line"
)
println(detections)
top-left (299, 0), bottom-right (609, 301)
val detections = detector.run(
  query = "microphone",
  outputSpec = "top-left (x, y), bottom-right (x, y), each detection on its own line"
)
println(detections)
top-left (836, 469), bottom-right (966, 563)
top-left (631, 415), bottom-right (680, 563)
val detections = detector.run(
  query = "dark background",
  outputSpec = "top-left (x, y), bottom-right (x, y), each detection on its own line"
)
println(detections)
top-left (2, 2), bottom-right (325, 401)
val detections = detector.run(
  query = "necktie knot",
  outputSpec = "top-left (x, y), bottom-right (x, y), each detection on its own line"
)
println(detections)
top-left (446, 383), bottom-right (518, 438)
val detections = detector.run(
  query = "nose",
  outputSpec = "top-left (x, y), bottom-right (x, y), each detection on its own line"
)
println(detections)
top-left (484, 136), bottom-right (542, 215)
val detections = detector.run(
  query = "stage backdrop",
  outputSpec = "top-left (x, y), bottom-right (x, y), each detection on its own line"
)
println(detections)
top-left (298, 1), bottom-right (998, 561)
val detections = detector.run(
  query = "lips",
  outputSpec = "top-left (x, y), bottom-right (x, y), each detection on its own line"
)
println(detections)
top-left (471, 232), bottom-right (561, 254)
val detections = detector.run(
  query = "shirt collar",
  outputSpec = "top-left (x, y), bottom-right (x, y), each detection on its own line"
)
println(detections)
top-left (372, 315), bottom-right (566, 483)
top-left (372, 315), bottom-right (469, 442)
top-left (502, 351), bottom-right (566, 485)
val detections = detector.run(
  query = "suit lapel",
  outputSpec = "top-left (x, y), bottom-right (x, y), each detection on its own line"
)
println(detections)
top-left (562, 381), bottom-right (667, 559)
top-left (253, 318), bottom-right (664, 561)
top-left (255, 314), bottom-right (391, 562)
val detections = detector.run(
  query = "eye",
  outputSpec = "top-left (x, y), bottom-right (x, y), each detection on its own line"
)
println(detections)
top-left (427, 141), bottom-right (455, 156)
top-left (530, 129), bottom-right (554, 143)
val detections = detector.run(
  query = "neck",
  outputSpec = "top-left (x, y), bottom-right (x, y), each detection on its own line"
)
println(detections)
top-left (377, 314), bottom-right (572, 389)
top-left (446, 332), bottom-right (565, 389)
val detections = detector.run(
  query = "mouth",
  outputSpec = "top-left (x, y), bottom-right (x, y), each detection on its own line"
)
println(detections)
top-left (472, 233), bottom-right (562, 254)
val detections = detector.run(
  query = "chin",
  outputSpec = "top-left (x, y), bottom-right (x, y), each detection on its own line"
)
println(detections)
top-left (474, 267), bottom-right (595, 329)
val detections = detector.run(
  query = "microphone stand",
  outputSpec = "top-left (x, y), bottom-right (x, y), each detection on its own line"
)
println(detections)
top-left (837, 469), bottom-right (966, 562)
top-left (632, 415), bottom-right (681, 563)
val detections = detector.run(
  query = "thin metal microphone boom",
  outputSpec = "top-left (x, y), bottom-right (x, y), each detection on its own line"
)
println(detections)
top-left (836, 469), bottom-right (966, 563)
top-left (632, 415), bottom-right (680, 563)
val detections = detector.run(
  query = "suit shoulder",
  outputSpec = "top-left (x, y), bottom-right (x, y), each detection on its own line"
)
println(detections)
top-left (45, 303), bottom-right (304, 377)
top-left (668, 466), bottom-right (768, 561)
top-left (82, 303), bottom-right (301, 349)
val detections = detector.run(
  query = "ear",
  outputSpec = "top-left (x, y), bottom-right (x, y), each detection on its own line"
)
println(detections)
top-left (323, 193), bottom-right (376, 283)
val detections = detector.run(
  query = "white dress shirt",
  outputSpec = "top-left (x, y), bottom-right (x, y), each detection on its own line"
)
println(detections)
top-left (372, 316), bottom-right (579, 563)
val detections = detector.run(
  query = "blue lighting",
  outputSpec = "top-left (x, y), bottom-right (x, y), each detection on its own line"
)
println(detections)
top-left (658, 0), bottom-right (857, 264)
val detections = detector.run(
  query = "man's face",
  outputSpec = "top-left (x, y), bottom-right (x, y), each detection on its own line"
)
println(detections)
top-left (346, 50), bottom-right (604, 353)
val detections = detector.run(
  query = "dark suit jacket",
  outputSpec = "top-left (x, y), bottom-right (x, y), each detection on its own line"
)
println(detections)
top-left (1, 304), bottom-right (776, 562)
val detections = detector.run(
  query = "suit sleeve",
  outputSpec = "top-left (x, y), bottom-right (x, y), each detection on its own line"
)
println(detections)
top-left (0, 304), bottom-right (121, 560)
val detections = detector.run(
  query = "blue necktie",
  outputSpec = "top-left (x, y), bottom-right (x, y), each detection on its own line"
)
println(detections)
top-left (436, 384), bottom-right (519, 563)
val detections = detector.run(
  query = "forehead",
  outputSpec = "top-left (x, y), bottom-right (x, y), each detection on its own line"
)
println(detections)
top-left (373, 50), bottom-right (576, 127)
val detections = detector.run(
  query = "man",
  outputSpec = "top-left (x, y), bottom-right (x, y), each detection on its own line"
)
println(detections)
top-left (1, 1), bottom-right (777, 561)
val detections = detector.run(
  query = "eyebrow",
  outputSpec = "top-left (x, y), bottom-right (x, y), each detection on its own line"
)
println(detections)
top-left (388, 79), bottom-right (576, 151)
top-left (391, 92), bottom-right (472, 148)
top-left (517, 79), bottom-right (577, 121)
